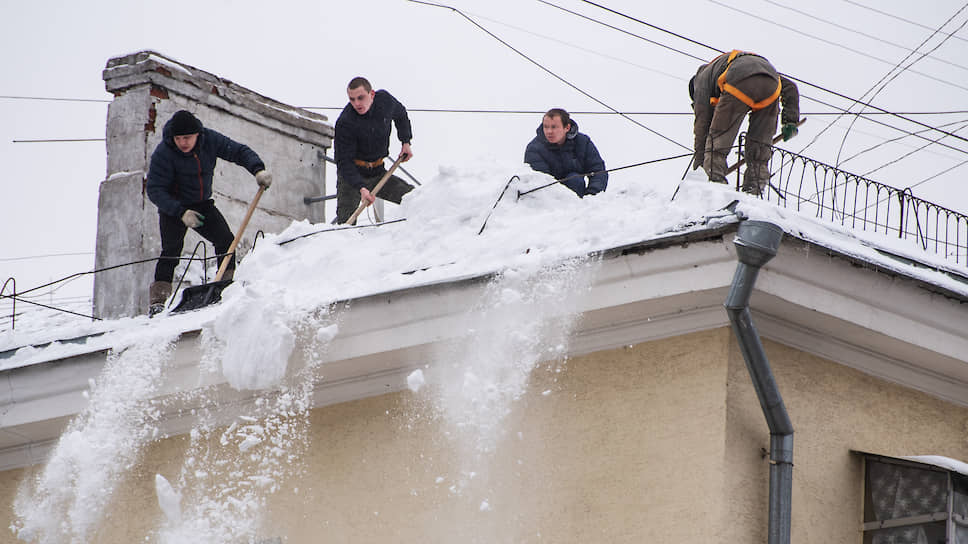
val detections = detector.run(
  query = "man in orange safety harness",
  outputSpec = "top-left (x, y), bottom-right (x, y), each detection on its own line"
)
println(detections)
top-left (689, 50), bottom-right (799, 194)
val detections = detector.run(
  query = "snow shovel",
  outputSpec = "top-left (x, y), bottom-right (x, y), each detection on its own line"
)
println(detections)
top-left (171, 185), bottom-right (266, 313)
top-left (344, 155), bottom-right (404, 225)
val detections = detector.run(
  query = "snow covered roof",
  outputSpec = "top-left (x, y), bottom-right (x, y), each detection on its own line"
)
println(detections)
top-left (3, 164), bottom-right (968, 368)
top-left (3, 164), bottom-right (968, 471)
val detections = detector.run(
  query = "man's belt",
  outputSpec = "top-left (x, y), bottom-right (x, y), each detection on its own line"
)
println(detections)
top-left (354, 157), bottom-right (385, 169)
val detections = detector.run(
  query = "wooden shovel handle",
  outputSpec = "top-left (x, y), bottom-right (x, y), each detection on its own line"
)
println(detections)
top-left (726, 117), bottom-right (806, 175)
top-left (215, 185), bottom-right (266, 281)
top-left (345, 155), bottom-right (405, 225)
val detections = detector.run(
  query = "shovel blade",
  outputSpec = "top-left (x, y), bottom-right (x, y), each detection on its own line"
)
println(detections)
top-left (170, 279), bottom-right (233, 314)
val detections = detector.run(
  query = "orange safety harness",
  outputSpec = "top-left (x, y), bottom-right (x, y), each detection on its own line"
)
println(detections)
top-left (710, 50), bottom-right (782, 111)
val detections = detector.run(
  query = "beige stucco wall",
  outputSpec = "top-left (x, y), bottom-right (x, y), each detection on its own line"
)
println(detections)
top-left (2, 327), bottom-right (966, 542)
top-left (724, 335), bottom-right (968, 544)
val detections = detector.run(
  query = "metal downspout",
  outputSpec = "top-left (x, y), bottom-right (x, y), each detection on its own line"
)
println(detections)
top-left (723, 220), bottom-right (793, 544)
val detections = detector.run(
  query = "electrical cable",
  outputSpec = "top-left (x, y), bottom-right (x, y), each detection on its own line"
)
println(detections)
top-left (13, 139), bottom-right (105, 143)
top-left (301, 107), bottom-right (968, 116)
top-left (862, 120), bottom-right (968, 177)
top-left (536, 0), bottom-right (707, 63)
top-left (577, 0), bottom-right (720, 55)
top-left (831, 2), bottom-right (968, 166)
top-left (0, 251), bottom-right (93, 262)
top-left (568, 0), bottom-right (968, 152)
top-left (0, 95), bottom-right (110, 103)
top-left (843, 0), bottom-right (968, 46)
top-left (765, 0), bottom-right (968, 74)
top-left (409, 0), bottom-right (692, 152)
top-left (707, 0), bottom-right (968, 93)
top-left (839, 117), bottom-right (968, 166)
top-left (517, 152), bottom-right (693, 197)
top-left (468, 8), bottom-right (682, 81)
top-left (908, 158), bottom-right (968, 191)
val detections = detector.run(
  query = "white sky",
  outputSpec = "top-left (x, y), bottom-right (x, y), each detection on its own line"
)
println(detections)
top-left (2, 0), bottom-right (968, 322)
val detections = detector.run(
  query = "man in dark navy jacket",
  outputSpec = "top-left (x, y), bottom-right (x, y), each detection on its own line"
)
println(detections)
top-left (145, 110), bottom-right (271, 316)
top-left (334, 76), bottom-right (414, 224)
top-left (524, 108), bottom-right (607, 198)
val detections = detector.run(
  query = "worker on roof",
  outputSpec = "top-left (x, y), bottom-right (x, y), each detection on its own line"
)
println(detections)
top-left (524, 108), bottom-right (607, 198)
top-left (689, 50), bottom-right (799, 194)
top-left (145, 110), bottom-right (272, 316)
top-left (334, 77), bottom-right (414, 225)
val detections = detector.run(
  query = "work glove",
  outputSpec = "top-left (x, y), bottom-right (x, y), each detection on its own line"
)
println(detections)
top-left (255, 170), bottom-right (273, 189)
top-left (181, 209), bottom-right (205, 229)
top-left (781, 123), bottom-right (798, 142)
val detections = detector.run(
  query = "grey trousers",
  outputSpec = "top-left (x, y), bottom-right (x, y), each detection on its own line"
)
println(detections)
top-left (703, 74), bottom-right (780, 193)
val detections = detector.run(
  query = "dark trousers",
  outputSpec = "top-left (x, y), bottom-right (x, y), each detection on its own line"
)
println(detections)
top-left (336, 169), bottom-right (414, 224)
top-left (154, 200), bottom-right (235, 282)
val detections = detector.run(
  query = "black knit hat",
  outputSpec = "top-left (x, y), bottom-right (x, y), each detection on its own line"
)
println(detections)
top-left (169, 110), bottom-right (202, 136)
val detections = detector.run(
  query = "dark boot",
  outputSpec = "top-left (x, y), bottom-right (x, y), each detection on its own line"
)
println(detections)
top-left (742, 162), bottom-right (770, 195)
top-left (704, 150), bottom-right (729, 184)
top-left (149, 281), bottom-right (172, 317)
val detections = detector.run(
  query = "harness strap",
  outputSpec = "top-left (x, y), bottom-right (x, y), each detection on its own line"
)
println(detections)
top-left (710, 50), bottom-right (782, 111)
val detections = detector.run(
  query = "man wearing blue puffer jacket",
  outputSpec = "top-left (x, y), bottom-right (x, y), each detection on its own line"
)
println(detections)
top-left (145, 110), bottom-right (272, 316)
top-left (524, 108), bottom-right (607, 198)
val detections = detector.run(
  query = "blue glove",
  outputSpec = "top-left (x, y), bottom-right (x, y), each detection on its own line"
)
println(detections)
top-left (781, 123), bottom-right (798, 142)
top-left (559, 173), bottom-right (586, 198)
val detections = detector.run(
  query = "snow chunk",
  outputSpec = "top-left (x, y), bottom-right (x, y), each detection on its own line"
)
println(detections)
top-left (155, 474), bottom-right (182, 524)
top-left (211, 284), bottom-right (295, 391)
top-left (407, 369), bottom-right (426, 392)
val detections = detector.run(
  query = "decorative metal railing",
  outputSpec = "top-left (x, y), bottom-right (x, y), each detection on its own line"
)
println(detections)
top-left (735, 139), bottom-right (968, 268)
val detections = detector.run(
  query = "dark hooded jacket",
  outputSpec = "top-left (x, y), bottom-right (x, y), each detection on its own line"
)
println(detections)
top-left (524, 120), bottom-right (607, 195)
top-left (146, 115), bottom-right (265, 218)
top-left (334, 89), bottom-right (413, 190)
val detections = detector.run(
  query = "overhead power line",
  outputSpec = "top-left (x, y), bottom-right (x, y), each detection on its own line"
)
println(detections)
top-left (469, 8), bottom-right (681, 81)
top-left (707, 0), bottom-right (968, 93)
top-left (302, 107), bottom-right (968, 116)
top-left (843, 0), bottom-right (968, 46)
top-left (535, 0), bottom-right (706, 63)
top-left (13, 138), bottom-right (105, 143)
top-left (839, 117), bottom-right (968, 166)
top-left (0, 251), bottom-right (93, 262)
top-left (765, 0), bottom-right (968, 74)
top-left (861, 120), bottom-right (968, 177)
top-left (0, 95), bottom-right (110, 103)
top-left (571, 0), bottom-right (968, 153)
top-left (409, 0), bottom-right (692, 151)
top-left (830, 2), bottom-right (968, 166)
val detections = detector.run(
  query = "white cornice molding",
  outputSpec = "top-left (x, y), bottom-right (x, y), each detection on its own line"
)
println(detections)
top-left (2, 228), bottom-right (967, 470)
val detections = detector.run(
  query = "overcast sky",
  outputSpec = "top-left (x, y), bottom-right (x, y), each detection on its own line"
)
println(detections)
top-left (2, 0), bottom-right (967, 317)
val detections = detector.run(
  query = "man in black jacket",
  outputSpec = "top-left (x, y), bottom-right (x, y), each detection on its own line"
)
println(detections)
top-left (145, 110), bottom-right (272, 316)
top-left (334, 77), bottom-right (414, 224)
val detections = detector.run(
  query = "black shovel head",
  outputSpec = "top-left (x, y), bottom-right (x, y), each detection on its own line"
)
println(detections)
top-left (170, 279), bottom-right (233, 314)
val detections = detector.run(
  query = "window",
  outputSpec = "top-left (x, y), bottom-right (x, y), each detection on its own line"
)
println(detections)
top-left (863, 454), bottom-right (968, 544)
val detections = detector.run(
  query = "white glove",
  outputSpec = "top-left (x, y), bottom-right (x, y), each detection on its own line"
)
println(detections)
top-left (255, 170), bottom-right (273, 189)
top-left (181, 209), bottom-right (205, 228)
